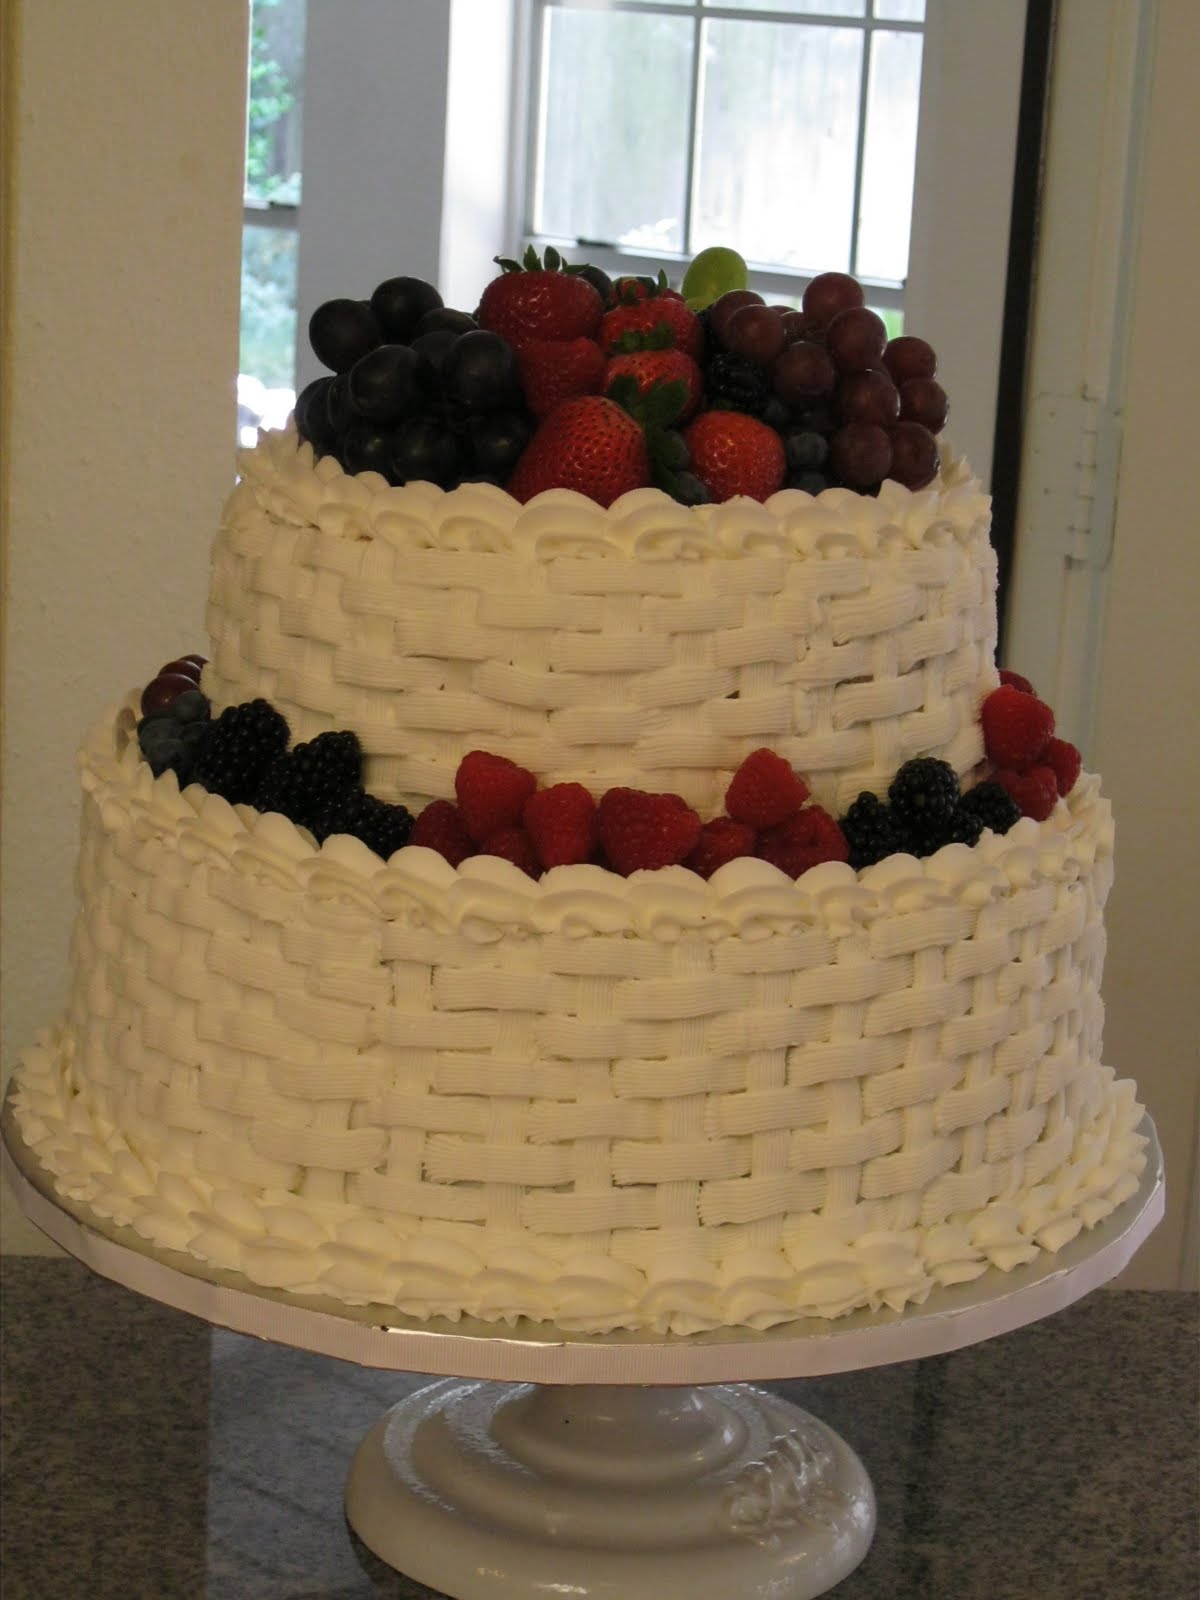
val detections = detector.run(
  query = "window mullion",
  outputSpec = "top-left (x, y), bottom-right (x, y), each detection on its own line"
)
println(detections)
top-left (681, 2), bottom-right (704, 256)
top-left (848, 27), bottom-right (873, 278)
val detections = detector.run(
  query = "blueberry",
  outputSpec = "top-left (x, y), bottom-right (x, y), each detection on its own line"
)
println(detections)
top-left (784, 429), bottom-right (829, 472)
top-left (171, 689), bottom-right (210, 726)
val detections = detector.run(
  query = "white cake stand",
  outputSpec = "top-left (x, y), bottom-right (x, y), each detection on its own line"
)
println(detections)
top-left (1, 1102), bottom-right (1164, 1600)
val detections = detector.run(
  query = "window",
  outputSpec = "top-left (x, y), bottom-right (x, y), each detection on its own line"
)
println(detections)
top-left (522, 0), bottom-right (925, 328)
top-left (239, 0), bottom-right (306, 443)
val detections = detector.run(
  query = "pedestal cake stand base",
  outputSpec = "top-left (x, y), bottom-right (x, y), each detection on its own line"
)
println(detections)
top-left (2, 1099), bottom-right (1163, 1600)
top-left (346, 1379), bottom-right (874, 1600)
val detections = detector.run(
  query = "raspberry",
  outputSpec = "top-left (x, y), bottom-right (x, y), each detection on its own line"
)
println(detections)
top-left (980, 686), bottom-right (1055, 770)
top-left (724, 748), bottom-right (809, 830)
top-left (1043, 737), bottom-right (1082, 797)
top-left (999, 668), bottom-right (1036, 695)
top-left (839, 792), bottom-right (905, 870)
top-left (255, 730), bottom-right (362, 840)
top-left (993, 766), bottom-right (1059, 823)
top-left (887, 757), bottom-right (960, 855)
top-left (454, 751), bottom-right (538, 844)
top-left (329, 790), bottom-right (414, 860)
top-left (958, 781), bottom-right (1022, 837)
top-left (596, 788), bottom-right (702, 876)
top-left (756, 806), bottom-right (849, 878)
top-left (685, 817), bottom-right (756, 879)
top-left (523, 783), bottom-right (598, 870)
top-left (479, 826), bottom-right (540, 878)
top-left (193, 699), bottom-right (289, 805)
top-left (411, 799), bottom-right (475, 866)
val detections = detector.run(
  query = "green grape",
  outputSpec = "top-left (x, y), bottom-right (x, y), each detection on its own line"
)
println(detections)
top-left (681, 247), bottom-right (749, 310)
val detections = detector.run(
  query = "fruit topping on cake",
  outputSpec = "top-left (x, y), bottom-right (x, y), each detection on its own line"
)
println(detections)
top-left (454, 751), bottom-right (539, 844)
top-left (523, 784), bottom-right (599, 871)
top-left (293, 245), bottom-right (950, 504)
top-left (505, 394), bottom-right (652, 507)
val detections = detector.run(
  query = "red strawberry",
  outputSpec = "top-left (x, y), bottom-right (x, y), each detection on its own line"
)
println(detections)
top-left (517, 337), bottom-right (606, 418)
top-left (980, 686), bottom-right (1055, 769)
top-left (523, 782), bottom-right (598, 870)
top-left (724, 748), bottom-right (810, 829)
top-left (993, 765), bottom-right (1059, 822)
top-left (609, 275), bottom-right (685, 306)
top-left (605, 347), bottom-right (703, 422)
top-left (684, 411), bottom-right (786, 503)
top-left (595, 787), bottom-right (702, 876)
top-left (478, 248), bottom-right (602, 351)
top-left (479, 825), bottom-right (541, 878)
top-left (999, 668), bottom-right (1036, 695)
top-left (1042, 737), bottom-right (1082, 797)
top-left (685, 817), bottom-right (756, 879)
top-left (600, 295), bottom-right (702, 360)
top-left (455, 750), bottom-right (538, 843)
top-left (411, 799), bottom-right (475, 866)
top-left (506, 396), bottom-right (650, 507)
top-left (756, 806), bottom-right (849, 878)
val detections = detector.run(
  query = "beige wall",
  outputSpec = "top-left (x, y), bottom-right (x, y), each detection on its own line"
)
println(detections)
top-left (1092, 0), bottom-right (1200, 1289)
top-left (2, 0), bottom-right (248, 1250)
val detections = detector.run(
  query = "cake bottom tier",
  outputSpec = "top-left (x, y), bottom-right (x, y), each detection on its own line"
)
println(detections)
top-left (12, 704), bottom-right (1147, 1335)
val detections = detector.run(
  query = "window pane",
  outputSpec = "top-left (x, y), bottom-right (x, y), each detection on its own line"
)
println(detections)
top-left (708, 0), bottom-right (866, 15)
top-left (692, 20), bottom-right (863, 273)
top-left (240, 226), bottom-right (299, 434)
top-left (855, 28), bottom-right (923, 281)
top-left (245, 0), bottom-right (305, 206)
top-left (533, 9), bottom-right (693, 252)
top-left (873, 0), bottom-right (924, 20)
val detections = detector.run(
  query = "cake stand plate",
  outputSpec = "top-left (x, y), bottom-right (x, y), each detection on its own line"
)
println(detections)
top-left (2, 1102), bottom-right (1164, 1600)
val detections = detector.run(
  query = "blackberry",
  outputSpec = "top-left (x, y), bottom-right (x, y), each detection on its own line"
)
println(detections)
top-left (704, 353), bottom-right (769, 417)
top-left (254, 730), bottom-right (362, 839)
top-left (888, 757), bottom-right (960, 856)
top-left (193, 699), bottom-right (289, 806)
top-left (958, 780), bottom-right (1022, 838)
top-left (329, 789), bottom-right (414, 860)
top-left (840, 791), bottom-right (906, 870)
top-left (947, 807), bottom-right (985, 849)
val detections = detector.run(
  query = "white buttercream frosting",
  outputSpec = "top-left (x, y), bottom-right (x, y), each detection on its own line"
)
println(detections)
top-left (202, 427), bottom-right (998, 815)
top-left (12, 702), bottom-right (1145, 1334)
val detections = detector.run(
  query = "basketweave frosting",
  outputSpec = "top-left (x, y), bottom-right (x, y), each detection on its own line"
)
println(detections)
top-left (202, 427), bottom-right (999, 815)
top-left (13, 702), bottom-right (1146, 1334)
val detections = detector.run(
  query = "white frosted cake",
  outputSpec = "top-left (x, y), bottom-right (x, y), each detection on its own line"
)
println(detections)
top-left (13, 428), bottom-right (1146, 1334)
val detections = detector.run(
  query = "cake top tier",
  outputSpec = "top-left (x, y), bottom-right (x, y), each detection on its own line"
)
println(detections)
top-left (203, 428), bottom-right (997, 817)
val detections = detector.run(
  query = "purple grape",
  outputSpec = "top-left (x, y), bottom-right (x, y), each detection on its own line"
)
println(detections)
top-left (443, 331), bottom-right (519, 412)
top-left (801, 272), bottom-right (864, 329)
top-left (835, 369), bottom-right (900, 427)
top-left (899, 377), bottom-right (949, 433)
top-left (341, 419), bottom-right (398, 478)
top-left (576, 264), bottom-right (613, 305)
top-left (709, 289), bottom-right (765, 346)
top-left (468, 410), bottom-right (534, 475)
top-left (348, 344), bottom-right (424, 424)
top-left (888, 421), bottom-right (941, 488)
top-left (883, 336), bottom-right (937, 385)
top-left (309, 298), bottom-right (382, 373)
top-left (391, 416), bottom-right (462, 487)
top-left (724, 305), bottom-right (786, 366)
top-left (771, 341), bottom-right (836, 406)
top-left (295, 377), bottom-right (336, 451)
top-left (828, 422), bottom-right (893, 489)
top-left (369, 276), bottom-right (443, 343)
top-left (826, 307), bottom-right (888, 373)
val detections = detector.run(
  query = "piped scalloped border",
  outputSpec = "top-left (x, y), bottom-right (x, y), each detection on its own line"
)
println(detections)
top-left (236, 425), bottom-right (993, 565)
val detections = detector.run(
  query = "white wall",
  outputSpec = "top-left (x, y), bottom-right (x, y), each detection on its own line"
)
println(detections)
top-left (1, 0), bottom-right (249, 1251)
top-left (1088, 0), bottom-right (1200, 1290)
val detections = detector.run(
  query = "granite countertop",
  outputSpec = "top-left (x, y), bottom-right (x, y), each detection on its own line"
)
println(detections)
top-left (1, 1259), bottom-right (1196, 1600)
